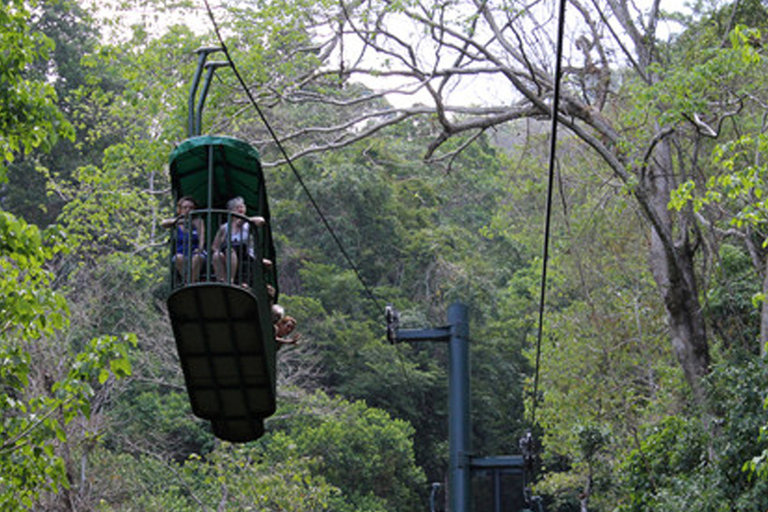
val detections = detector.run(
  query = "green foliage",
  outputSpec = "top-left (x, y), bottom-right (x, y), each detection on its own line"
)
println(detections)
top-left (0, 212), bottom-right (68, 338)
top-left (1, 0), bottom-right (122, 227)
top-left (470, 331), bottom-right (529, 457)
top-left (194, 443), bottom-right (336, 512)
top-left (1, 335), bottom-right (136, 510)
top-left (670, 129), bottom-right (768, 241)
top-left (267, 390), bottom-right (426, 511)
top-left (640, 24), bottom-right (765, 133)
top-left (106, 389), bottom-right (214, 462)
top-left (496, 133), bottom-right (689, 509)
top-left (0, 210), bottom-right (135, 511)
top-left (706, 354), bottom-right (768, 509)
top-left (17, 1), bottom-right (768, 509)
top-left (89, 391), bottom-right (422, 511)
top-left (619, 355), bottom-right (768, 512)
top-left (648, 16), bottom-right (768, 502)
top-left (662, 25), bottom-right (768, 256)
top-left (704, 244), bottom-right (761, 351)
top-left (50, 141), bottom-right (168, 262)
top-left (748, 397), bottom-right (768, 481)
top-left (284, 261), bottom-right (452, 480)
top-left (0, 0), bottom-right (75, 178)
top-left (618, 416), bottom-right (707, 512)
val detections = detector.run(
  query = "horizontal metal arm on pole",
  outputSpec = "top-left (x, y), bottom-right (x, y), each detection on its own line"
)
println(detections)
top-left (395, 328), bottom-right (450, 343)
top-left (385, 304), bottom-right (451, 344)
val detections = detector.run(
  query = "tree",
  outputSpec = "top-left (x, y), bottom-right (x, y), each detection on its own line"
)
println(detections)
top-left (266, 390), bottom-right (427, 511)
top-left (203, 0), bottom-right (768, 407)
top-left (620, 356), bottom-right (768, 512)
top-left (0, 211), bottom-right (134, 511)
top-left (2, 0), bottom-right (123, 227)
top-left (0, 0), bottom-right (74, 179)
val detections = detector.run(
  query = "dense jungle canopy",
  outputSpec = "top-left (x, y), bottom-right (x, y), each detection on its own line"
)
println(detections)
top-left (2, 0), bottom-right (768, 510)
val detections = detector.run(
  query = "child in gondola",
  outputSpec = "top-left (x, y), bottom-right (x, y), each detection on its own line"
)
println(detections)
top-left (267, 284), bottom-right (300, 346)
top-left (161, 196), bottom-right (206, 284)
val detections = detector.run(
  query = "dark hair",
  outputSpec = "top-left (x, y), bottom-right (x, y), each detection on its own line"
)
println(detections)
top-left (177, 196), bottom-right (198, 208)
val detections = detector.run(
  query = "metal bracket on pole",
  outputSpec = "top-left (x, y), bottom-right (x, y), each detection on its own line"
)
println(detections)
top-left (386, 305), bottom-right (450, 344)
top-left (195, 61), bottom-right (231, 135)
top-left (188, 47), bottom-right (224, 137)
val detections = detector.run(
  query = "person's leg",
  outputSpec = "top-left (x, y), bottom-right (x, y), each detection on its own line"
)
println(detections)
top-left (174, 254), bottom-right (187, 283)
top-left (230, 251), bottom-right (240, 284)
top-left (213, 251), bottom-right (226, 282)
top-left (191, 253), bottom-right (204, 283)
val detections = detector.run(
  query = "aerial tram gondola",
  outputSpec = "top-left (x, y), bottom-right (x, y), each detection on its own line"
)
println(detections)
top-left (165, 47), bottom-right (279, 443)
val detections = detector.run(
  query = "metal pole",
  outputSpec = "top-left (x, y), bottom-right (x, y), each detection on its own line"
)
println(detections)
top-left (429, 482), bottom-right (441, 512)
top-left (196, 62), bottom-right (229, 136)
top-left (188, 48), bottom-right (222, 137)
top-left (384, 302), bottom-right (471, 512)
top-left (448, 302), bottom-right (470, 512)
top-left (207, 146), bottom-right (215, 281)
top-left (188, 52), bottom-right (207, 137)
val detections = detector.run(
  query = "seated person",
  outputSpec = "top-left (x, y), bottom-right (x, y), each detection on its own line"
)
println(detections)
top-left (212, 196), bottom-right (268, 285)
top-left (161, 196), bottom-right (205, 283)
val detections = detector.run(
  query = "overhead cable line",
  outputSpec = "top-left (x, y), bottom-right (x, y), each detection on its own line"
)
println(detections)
top-left (202, 3), bottom-right (417, 394)
top-left (201, 0), bottom-right (386, 314)
top-left (530, 0), bottom-right (567, 428)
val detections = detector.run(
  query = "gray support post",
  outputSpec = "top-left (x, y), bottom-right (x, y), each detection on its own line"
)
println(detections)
top-left (385, 302), bottom-right (471, 512)
top-left (448, 303), bottom-right (470, 512)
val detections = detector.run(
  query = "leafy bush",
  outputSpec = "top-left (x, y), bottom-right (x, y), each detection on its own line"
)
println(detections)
top-left (618, 355), bottom-right (768, 512)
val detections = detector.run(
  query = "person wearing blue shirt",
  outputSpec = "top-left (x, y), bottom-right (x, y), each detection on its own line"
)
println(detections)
top-left (162, 196), bottom-right (206, 284)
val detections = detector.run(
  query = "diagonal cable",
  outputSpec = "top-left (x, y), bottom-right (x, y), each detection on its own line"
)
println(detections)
top-left (201, 0), bottom-right (386, 313)
top-left (530, 0), bottom-right (567, 428)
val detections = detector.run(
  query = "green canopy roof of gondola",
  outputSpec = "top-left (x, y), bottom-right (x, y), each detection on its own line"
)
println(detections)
top-left (169, 135), bottom-right (267, 217)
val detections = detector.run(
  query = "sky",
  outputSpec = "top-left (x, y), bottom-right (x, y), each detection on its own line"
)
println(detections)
top-left (85, 0), bottom-right (691, 109)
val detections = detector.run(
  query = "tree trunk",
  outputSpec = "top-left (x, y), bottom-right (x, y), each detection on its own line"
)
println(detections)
top-left (649, 230), bottom-right (710, 403)
top-left (644, 142), bottom-right (710, 404)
